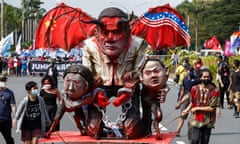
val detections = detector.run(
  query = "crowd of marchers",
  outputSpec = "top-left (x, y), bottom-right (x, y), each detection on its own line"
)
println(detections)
top-left (172, 52), bottom-right (240, 144)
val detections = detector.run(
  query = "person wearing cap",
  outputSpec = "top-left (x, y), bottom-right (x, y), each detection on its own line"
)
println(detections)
top-left (0, 73), bottom-right (16, 144)
top-left (82, 7), bottom-right (147, 138)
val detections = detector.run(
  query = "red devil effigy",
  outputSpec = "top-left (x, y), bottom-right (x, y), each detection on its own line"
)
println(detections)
top-left (36, 3), bottom-right (190, 141)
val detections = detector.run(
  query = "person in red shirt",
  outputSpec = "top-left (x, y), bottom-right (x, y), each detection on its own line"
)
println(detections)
top-left (194, 58), bottom-right (203, 77)
top-left (7, 56), bottom-right (14, 76)
top-left (179, 68), bottom-right (220, 144)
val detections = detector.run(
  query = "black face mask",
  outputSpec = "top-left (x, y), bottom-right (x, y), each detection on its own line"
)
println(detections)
top-left (201, 79), bottom-right (210, 85)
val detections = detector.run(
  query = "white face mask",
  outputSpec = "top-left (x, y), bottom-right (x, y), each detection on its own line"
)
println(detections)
top-left (0, 81), bottom-right (6, 88)
top-left (42, 84), bottom-right (51, 90)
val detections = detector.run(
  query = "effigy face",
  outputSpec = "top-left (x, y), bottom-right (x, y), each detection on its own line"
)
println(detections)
top-left (141, 61), bottom-right (168, 90)
top-left (96, 17), bottom-right (129, 58)
top-left (63, 73), bottom-right (89, 100)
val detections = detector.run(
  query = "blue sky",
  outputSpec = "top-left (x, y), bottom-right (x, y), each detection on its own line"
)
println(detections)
top-left (3, 0), bottom-right (188, 17)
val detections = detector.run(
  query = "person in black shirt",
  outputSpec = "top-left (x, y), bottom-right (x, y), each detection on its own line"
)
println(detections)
top-left (217, 56), bottom-right (231, 109)
top-left (40, 75), bottom-right (62, 132)
top-left (16, 81), bottom-right (51, 143)
top-left (0, 73), bottom-right (16, 144)
top-left (46, 59), bottom-right (58, 88)
top-left (228, 59), bottom-right (240, 118)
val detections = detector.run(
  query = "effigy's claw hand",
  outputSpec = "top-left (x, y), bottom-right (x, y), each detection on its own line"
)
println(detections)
top-left (113, 88), bottom-right (133, 107)
top-left (94, 88), bottom-right (110, 107)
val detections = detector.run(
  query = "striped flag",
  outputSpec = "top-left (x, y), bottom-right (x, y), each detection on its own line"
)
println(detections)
top-left (230, 31), bottom-right (240, 55)
top-left (15, 35), bottom-right (22, 54)
top-left (131, 4), bottom-right (191, 50)
top-left (0, 32), bottom-right (14, 56)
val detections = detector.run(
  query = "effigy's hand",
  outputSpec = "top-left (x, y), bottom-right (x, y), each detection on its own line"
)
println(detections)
top-left (113, 87), bottom-right (132, 107)
top-left (156, 86), bottom-right (170, 103)
top-left (94, 88), bottom-right (110, 107)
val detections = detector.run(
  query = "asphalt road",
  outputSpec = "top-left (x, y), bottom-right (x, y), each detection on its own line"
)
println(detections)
top-left (0, 76), bottom-right (239, 144)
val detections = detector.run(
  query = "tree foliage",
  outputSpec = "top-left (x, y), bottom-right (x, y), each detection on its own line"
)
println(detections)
top-left (2, 0), bottom-right (240, 51)
top-left (176, 0), bottom-right (240, 50)
top-left (1, 3), bottom-right (21, 37)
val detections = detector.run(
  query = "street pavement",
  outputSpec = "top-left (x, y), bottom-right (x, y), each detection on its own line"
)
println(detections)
top-left (0, 76), bottom-right (239, 144)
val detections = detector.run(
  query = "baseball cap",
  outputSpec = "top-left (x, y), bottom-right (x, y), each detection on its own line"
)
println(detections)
top-left (0, 72), bottom-right (8, 81)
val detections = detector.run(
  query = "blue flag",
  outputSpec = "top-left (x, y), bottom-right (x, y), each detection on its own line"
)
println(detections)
top-left (0, 32), bottom-right (14, 57)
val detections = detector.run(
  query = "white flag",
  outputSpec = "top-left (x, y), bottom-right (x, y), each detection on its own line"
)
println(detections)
top-left (15, 35), bottom-right (22, 54)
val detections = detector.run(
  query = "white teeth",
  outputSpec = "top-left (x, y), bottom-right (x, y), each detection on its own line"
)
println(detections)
top-left (105, 43), bottom-right (113, 47)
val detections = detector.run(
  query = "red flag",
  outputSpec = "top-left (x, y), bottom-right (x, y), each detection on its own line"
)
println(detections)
top-left (205, 35), bottom-right (222, 50)
top-left (131, 4), bottom-right (190, 50)
top-left (35, 3), bottom-right (95, 52)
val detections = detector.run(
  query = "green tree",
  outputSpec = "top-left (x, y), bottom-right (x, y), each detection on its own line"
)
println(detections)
top-left (22, 0), bottom-right (45, 43)
top-left (0, 3), bottom-right (21, 38)
top-left (176, 0), bottom-right (240, 50)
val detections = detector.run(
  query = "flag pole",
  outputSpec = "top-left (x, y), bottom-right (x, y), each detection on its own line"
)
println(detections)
top-left (1, 0), bottom-right (4, 39)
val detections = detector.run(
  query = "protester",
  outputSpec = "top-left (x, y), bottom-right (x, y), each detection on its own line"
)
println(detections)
top-left (180, 68), bottom-right (220, 144)
top-left (0, 55), bottom-right (4, 74)
top-left (16, 81), bottom-right (51, 144)
top-left (40, 75), bottom-right (62, 132)
top-left (175, 58), bottom-right (189, 100)
top-left (194, 57), bottom-right (203, 78)
top-left (21, 56), bottom-right (28, 77)
top-left (175, 66), bottom-right (197, 137)
top-left (46, 59), bottom-right (58, 88)
top-left (0, 73), bottom-right (16, 144)
top-left (16, 56), bottom-right (22, 77)
top-left (171, 50), bottom-right (179, 74)
top-left (217, 56), bottom-right (231, 109)
top-left (8, 56), bottom-right (14, 76)
top-left (228, 59), bottom-right (240, 118)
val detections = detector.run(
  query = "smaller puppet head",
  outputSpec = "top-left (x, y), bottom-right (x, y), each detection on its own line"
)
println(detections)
top-left (63, 65), bottom-right (94, 100)
top-left (139, 56), bottom-right (168, 90)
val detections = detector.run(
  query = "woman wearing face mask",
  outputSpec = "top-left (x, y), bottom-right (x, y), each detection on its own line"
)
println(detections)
top-left (178, 69), bottom-right (220, 144)
top-left (40, 75), bottom-right (62, 132)
top-left (16, 81), bottom-right (51, 144)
